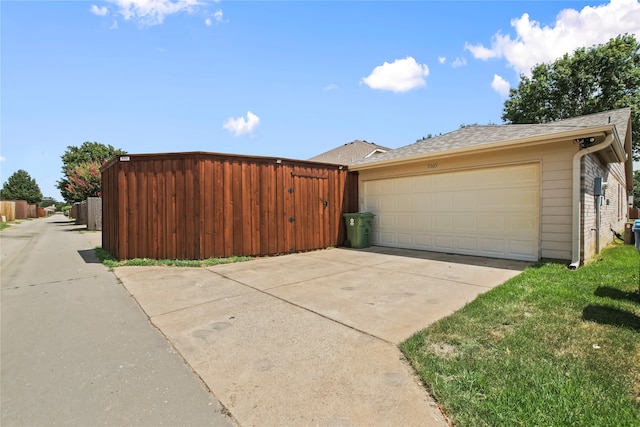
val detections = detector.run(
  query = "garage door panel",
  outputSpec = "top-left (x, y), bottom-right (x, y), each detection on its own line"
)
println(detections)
top-left (454, 192), bottom-right (475, 209)
top-left (507, 189), bottom-right (538, 210)
top-left (508, 239), bottom-right (538, 258)
top-left (477, 190), bottom-right (505, 209)
top-left (507, 215), bottom-right (538, 234)
top-left (414, 234), bottom-right (432, 247)
top-left (455, 215), bottom-right (477, 231)
top-left (414, 215), bottom-right (431, 228)
top-left (380, 198), bottom-right (395, 210)
top-left (478, 215), bottom-right (505, 233)
top-left (435, 235), bottom-right (454, 250)
top-left (433, 193), bottom-right (453, 210)
top-left (379, 232), bottom-right (395, 244)
top-left (397, 196), bottom-right (412, 211)
top-left (397, 215), bottom-right (412, 228)
top-left (379, 215), bottom-right (395, 227)
top-left (480, 238), bottom-right (506, 255)
top-left (414, 195), bottom-right (431, 210)
top-left (435, 215), bottom-right (453, 229)
top-left (363, 163), bottom-right (540, 261)
top-left (435, 175), bottom-right (454, 190)
top-left (457, 236), bottom-right (478, 251)
top-left (380, 180), bottom-right (395, 194)
top-left (397, 233), bottom-right (413, 245)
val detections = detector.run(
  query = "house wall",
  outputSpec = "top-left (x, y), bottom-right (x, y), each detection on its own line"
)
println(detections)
top-left (102, 152), bottom-right (358, 260)
top-left (356, 139), bottom-right (580, 261)
top-left (582, 154), bottom-right (628, 260)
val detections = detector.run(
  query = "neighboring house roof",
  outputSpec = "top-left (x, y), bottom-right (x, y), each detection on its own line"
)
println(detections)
top-left (352, 108), bottom-right (631, 169)
top-left (308, 140), bottom-right (391, 165)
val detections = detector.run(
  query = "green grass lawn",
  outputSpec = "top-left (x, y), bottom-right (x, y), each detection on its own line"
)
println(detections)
top-left (401, 243), bottom-right (640, 426)
top-left (95, 246), bottom-right (252, 269)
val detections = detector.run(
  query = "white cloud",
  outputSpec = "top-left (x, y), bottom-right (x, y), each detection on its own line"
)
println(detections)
top-left (108, 0), bottom-right (203, 26)
top-left (0, 156), bottom-right (5, 162)
top-left (110, 20), bottom-right (119, 30)
top-left (205, 9), bottom-right (225, 26)
top-left (361, 56), bottom-right (429, 93)
top-left (491, 74), bottom-right (511, 97)
top-left (323, 84), bottom-right (338, 91)
top-left (223, 111), bottom-right (260, 136)
top-left (91, 5), bottom-right (109, 16)
top-left (465, 0), bottom-right (640, 75)
top-left (438, 56), bottom-right (446, 64)
top-left (214, 9), bottom-right (225, 23)
top-left (451, 57), bottom-right (467, 68)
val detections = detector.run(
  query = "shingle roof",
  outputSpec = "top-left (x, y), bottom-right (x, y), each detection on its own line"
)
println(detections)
top-left (308, 140), bottom-right (391, 165)
top-left (353, 108), bottom-right (631, 167)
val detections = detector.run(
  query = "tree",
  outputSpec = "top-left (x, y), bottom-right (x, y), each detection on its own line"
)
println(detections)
top-left (57, 141), bottom-right (126, 203)
top-left (63, 160), bottom-right (103, 202)
top-left (0, 170), bottom-right (43, 203)
top-left (633, 169), bottom-right (640, 208)
top-left (502, 34), bottom-right (640, 159)
top-left (39, 197), bottom-right (57, 208)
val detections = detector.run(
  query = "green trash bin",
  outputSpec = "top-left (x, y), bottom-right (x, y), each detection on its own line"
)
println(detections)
top-left (343, 212), bottom-right (375, 249)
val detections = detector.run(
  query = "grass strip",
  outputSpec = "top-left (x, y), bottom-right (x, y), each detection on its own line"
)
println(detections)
top-left (95, 246), bottom-right (252, 269)
top-left (401, 243), bottom-right (640, 427)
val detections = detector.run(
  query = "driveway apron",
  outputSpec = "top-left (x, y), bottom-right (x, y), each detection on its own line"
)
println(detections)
top-left (115, 247), bottom-right (529, 426)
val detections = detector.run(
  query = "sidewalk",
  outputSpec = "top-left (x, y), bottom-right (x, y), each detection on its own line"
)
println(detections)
top-left (0, 215), bottom-right (235, 426)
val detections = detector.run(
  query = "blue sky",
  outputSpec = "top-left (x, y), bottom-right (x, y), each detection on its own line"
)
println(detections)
top-left (2, 0), bottom-right (640, 200)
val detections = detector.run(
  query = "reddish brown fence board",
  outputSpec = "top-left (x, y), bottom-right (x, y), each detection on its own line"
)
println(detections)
top-left (27, 204), bottom-right (37, 218)
top-left (101, 152), bottom-right (358, 260)
top-left (14, 200), bottom-right (28, 219)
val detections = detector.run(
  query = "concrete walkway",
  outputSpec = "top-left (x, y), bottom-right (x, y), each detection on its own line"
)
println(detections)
top-left (0, 215), bottom-right (235, 426)
top-left (115, 245), bottom-right (530, 426)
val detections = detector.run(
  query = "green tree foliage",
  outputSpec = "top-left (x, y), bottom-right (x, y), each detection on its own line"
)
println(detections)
top-left (0, 169), bottom-right (43, 203)
top-left (64, 161), bottom-right (103, 202)
top-left (633, 169), bottom-right (640, 208)
top-left (57, 141), bottom-right (126, 203)
top-left (502, 34), bottom-right (640, 159)
top-left (39, 197), bottom-right (57, 208)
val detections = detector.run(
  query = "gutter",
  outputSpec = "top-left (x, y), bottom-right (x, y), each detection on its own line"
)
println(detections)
top-left (569, 132), bottom-right (618, 269)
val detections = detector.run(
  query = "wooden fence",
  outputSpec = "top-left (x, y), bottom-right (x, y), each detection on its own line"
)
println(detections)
top-left (15, 201), bottom-right (28, 219)
top-left (71, 197), bottom-right (102, 231)
top-left (101, 152), bottom-right (359, 260)
top-left (0, 201), bottom-right (16, 222)
top-left (1, 201), bottom-right (47, 221)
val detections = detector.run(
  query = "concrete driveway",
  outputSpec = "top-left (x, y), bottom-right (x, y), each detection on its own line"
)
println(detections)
top-left (114, 247), bottom-right (530, 426)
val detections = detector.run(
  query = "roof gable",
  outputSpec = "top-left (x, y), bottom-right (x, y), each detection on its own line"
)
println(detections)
top-left (308, 140), bottom-right (391, 165)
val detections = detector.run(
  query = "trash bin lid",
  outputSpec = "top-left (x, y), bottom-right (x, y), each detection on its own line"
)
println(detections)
top-left (634, 220), bottom-right (640, 232)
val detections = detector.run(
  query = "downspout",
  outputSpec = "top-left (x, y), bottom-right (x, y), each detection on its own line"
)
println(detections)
top-left (569, 133), bottom-right (614, 269)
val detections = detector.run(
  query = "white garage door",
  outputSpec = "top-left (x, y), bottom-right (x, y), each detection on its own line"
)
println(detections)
top-left (363, 163), bottom-right (540, 261)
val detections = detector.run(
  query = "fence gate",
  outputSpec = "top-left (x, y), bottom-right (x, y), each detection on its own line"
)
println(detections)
top-left (291, 171), bottom-right (330, 252)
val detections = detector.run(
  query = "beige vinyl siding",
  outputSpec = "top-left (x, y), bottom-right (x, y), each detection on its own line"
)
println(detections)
top-left (539, 150), bottom-right (573, 260)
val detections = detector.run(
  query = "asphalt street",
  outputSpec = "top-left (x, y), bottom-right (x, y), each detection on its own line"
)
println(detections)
top-left (0, 214), bottom-right (235, 426)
